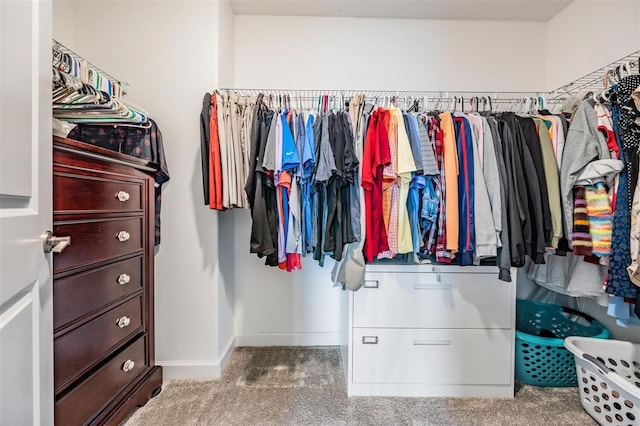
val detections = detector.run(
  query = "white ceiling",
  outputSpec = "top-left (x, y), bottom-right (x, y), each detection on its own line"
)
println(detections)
top-left (229, 0), bottom-right (574, 22)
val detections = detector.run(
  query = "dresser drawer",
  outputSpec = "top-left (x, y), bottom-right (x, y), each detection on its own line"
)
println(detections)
top-left (54, 256), bottom-right (143, 330)
top-left (55, 335), bottom-right (147, 426)
top-left (55, 296), bottom-right (143, 390)
top-left (54, 172), bottom-right (143, 213)
top-left (353, 272), bottom-right (512, 329)
top-left (53, 217), bottom-right (143, 273)
top-left (352, 328), bottom-right (512, 385)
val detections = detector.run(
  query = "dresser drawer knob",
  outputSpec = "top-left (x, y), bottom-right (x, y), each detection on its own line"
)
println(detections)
top-left (116, 316), bottom-right (131, 328)
top-left (122, 359), bottom-right (135, 372)
top-left (117, 231), bottom-right (131, 242)
top-left (116, 191), bottom-right (131, 202)
top-left (362, 336), bottom-right (379, 345)
top-left (117, 273), bottom-right (131, 285)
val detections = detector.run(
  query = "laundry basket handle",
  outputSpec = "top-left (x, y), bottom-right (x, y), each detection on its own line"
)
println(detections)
top-left (583, 354), bottom-right (612, 376)
top-left (565, 337), bottom-right (611, 376)
top-left (561, 305), bottom-right (597, 324)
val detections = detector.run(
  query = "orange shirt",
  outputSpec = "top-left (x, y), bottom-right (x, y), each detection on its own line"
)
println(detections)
top-left (439, 112), bottom-right (459, 254)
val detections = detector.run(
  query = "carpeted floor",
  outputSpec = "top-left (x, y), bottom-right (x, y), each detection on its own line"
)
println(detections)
top-left (123, 347), bottom-right (597, 426)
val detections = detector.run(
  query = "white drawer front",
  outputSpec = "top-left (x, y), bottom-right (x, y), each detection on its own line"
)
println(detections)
top-left (354, 272), bottom-right (512, 329)
top-left (352, 328), bottom-right (512, 385)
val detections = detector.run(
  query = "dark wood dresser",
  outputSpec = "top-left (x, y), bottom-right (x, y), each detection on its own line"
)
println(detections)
top-left (52, 136), bottom-right (162, 425)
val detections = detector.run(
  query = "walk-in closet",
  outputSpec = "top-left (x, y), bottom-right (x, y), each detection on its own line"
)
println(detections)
top-left (1, 1), bottom-right (639, 425)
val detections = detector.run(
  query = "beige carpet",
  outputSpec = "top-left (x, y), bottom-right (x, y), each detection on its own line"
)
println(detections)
top-left (123, 347), bottom-right (597, 426)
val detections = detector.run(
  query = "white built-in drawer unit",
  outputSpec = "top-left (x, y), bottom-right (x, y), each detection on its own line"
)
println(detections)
top-left (344, 264), bottom-right (516, 398)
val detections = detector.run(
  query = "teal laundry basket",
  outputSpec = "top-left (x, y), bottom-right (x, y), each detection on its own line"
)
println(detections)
top-left (515, 299), bottom-right (610, 387)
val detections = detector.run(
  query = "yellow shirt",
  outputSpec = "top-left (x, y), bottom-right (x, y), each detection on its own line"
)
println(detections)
top-left (391, 107), bottom-right (417, 253)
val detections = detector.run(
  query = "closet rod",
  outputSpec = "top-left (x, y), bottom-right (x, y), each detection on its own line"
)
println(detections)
top-left (218, 89), bottom-right (563, 106)
top-left (221, 88), bottom-right (550, 97)
top-left (52, 39), bottom-right (129, 94)
top-left (550, 49), bottom-right (640, 98)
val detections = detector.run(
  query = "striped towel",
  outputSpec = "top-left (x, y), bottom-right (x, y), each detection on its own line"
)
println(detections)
top-left (573, 186), bottom-right (593, 256)
top-left (585, 182), bottom-right (613, 257)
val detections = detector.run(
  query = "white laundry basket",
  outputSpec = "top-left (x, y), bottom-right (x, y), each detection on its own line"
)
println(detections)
top-left (564, 336), bottom-right (640, 425)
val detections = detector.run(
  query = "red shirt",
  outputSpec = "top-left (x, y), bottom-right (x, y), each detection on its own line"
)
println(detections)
top-left (362, 108), bottom-right (392, 261)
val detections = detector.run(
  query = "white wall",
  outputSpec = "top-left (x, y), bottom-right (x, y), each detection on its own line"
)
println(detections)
top-left (53, 0), bottom-right (235, 378)
top-left (235, 16), bottom-right (547, 92)
top-left (546, 0), bottom-right (640, 91)
top-left (232, 15), bottom-right (547, 346)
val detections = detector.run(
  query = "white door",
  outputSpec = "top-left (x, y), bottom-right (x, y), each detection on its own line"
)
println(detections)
top-left (0, 1), bottom-right (53, 425)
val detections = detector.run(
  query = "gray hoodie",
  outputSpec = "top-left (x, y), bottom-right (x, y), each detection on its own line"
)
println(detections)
top-left (560, 99), bottom-right (612, 247)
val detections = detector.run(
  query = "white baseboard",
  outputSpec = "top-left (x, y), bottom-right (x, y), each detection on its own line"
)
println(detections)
top-left (158, 336), bottom-right (236, 380)
top-left (235, 332), bottom-right (341, 347)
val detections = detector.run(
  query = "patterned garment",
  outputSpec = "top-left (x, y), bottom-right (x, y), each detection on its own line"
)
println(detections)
top-left (607, 95), bottom-right (638, 299)
top-left (423, 116), bottom-right (452, 263)
top-left (67, 119), bottom-right (170, 245)
top-left (585, 182), bottom-right (613, 257)
top-left (620, 75), bottom-right (640, 207)
top-left (628, 176), bottom-right (640, 285)
top-left (572, 186), bottom-right (593, 256)
top-left (379, 108), bottom-right (399, 259)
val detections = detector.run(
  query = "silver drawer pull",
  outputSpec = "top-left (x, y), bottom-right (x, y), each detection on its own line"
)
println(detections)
top-left (413, 339), bottom-right (452, 346)
top-left (122, 359), bottom-right (135, 372)
top-left (117, 231), bottom-right (131, 242)
top-left (116, 191), bottom-right (131, 202)
top-left (362, 336), bottom-right (379, 344)
top-left (117, 273), bottom-right (131, 285)
top-left (414, 283), bottom-right (452, 290)
top-left (363, 280), bottom-right (379, 289)
top-left (116, 316), bottom-right (131, 328)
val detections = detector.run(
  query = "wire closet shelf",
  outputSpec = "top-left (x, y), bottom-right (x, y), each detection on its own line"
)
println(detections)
top-left (52, 39), bottom-right (129, 95)
top-left (218, 89), bottom-right (564, 113)
top-left (549, 49), bottom-right (640, 98)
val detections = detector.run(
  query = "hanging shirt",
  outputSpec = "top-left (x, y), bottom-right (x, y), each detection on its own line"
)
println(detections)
top-left (607, 76), bottom-right (640, 300)
top-left (403, 112), bottom-right (423, 173)
top-left (533, 118), bottom-right (563, 248)
top-left (302, 113), bottom-right (316, 254)
top-left (424, 116), bottom-right (450, 262)
top-left (379, 108), bottom-right (399, 259)
top-left (409, 175), bottom-right (427, 255)
top-left (216, 92), bottom-right (231, 209)
top-left (67, 119), bottom-right (170, 246)
top-left (209, 93), bottom-right (224, 211)
top-left (362, 109), bottom-right (391, 261)
top-left (497, 119), bottom-right (526, 267)
top-left (517, 116), bottom-right (553, 248)
top-left (485, 115), bottom-right (512, 282)
top-left (467, 117), bottom-right (496, 263)
top-left (439, 112), bottom-right (459, 255)
top-left (415, 113), bottom-right (440, 176)
top-left (479, 115), bottom-right (502, 245)
top-left (200, 93), bottom-right (211, 205)
top-left (394, 106), bottom-right (417, 254)
top-left (453, 117), bottom-right (475, 266)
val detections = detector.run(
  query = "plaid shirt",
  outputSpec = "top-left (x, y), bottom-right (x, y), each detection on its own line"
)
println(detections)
top-left (424, 116), bottom-right (452, 263)
top-left (379, 109), bottom-right (399, 259)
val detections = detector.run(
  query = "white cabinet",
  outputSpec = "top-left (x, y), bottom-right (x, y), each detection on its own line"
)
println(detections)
top-left (346, 264), bottom-right (516, 397)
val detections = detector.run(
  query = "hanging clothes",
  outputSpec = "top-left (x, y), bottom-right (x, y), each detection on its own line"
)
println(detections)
top-left (67, 119), bottom-right (170, 245)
